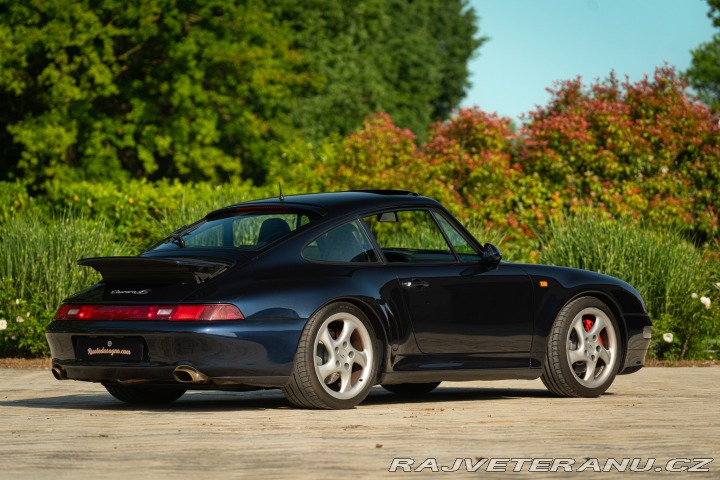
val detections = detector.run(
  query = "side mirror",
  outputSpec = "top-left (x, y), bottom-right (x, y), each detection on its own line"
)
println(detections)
top-left (481, 243), bottom-right (502, 269)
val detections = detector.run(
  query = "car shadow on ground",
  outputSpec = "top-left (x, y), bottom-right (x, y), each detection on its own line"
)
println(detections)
top-left (0, 385), bottom-right (564, 412)
top-left (365, 386), bottom-right (557, 406)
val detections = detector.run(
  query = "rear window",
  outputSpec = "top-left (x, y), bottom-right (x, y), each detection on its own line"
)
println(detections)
top-left (150, 210), bottom-right (318, 251)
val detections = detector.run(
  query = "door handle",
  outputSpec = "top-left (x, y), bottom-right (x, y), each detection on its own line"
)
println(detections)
top-left (402, 279), bottom-right (430, 289)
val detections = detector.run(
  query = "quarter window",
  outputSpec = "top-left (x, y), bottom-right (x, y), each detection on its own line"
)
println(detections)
top-left (303, 220), bottom-right (379, 263)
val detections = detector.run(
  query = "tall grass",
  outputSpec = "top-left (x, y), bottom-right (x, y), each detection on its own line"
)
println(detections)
top-left (539, 214), bottom-right (719, 359)
top-left (459, 217), bottom-right (506, 252)
top-left (0, 211), bottom-right (130, 356)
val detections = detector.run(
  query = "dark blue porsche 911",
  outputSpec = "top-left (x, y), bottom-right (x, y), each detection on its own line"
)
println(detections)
top-left (46, 190), bottom-right (652, 409)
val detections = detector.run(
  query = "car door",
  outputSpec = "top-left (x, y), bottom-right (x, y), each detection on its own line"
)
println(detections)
top-left (363, 209), bottom-right (534, 355)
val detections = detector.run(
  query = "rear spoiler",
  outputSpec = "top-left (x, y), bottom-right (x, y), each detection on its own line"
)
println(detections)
top-left (77, 256), bottom-right (232, 285)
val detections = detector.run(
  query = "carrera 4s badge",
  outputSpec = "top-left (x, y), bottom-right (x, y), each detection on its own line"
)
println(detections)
top-left (110, 289), bottom-right (151, 295)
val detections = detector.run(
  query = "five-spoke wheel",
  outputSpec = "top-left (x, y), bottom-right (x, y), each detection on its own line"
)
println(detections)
top-left (283, 302), bottom-right (379, 409)
top-left (541, 297), bottom-right (621, 397)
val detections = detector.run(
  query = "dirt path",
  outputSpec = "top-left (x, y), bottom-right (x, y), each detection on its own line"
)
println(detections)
top-left (1, 367), bottom-right (718, 478)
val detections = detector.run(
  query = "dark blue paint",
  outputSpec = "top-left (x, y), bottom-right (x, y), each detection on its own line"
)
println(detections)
top-left (46, 191), bottom-right (651, 390)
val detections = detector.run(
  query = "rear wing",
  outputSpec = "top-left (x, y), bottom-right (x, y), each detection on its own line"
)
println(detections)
top-left (77, 256), bottom-right (232, 285)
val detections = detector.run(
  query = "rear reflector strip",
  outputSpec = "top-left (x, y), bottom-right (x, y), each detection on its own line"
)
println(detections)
top-left (53, 304), bottom-right (244, 321)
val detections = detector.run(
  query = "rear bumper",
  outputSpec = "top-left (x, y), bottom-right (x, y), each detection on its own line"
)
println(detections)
top-left (45, 318), bottom-right (306, 387)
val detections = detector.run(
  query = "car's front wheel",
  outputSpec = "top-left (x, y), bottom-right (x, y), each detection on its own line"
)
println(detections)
top-left (104, 384), bottom-right (187, 404)
top-left (541, 296), bottom-right (621, 397)
top-left (283, 302), bottom-right (380, 409)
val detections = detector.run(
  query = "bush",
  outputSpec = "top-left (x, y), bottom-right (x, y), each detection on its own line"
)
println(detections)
top-left (0, 211), bottom-right (131, 357)
top-left (539, 214), bottom-right (720, 360)
top-left (521, 67), bottom-right (720, 246)
top-left (0, 181), bottom-right (283, 357)
top-left (0, 181), bottom-right (37, 225)
top-left (3, 66), bottom-right (720, 357)
top-left (42, 178), bottom-right (274, 247)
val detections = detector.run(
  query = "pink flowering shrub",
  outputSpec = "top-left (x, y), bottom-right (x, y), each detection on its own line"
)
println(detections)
top-left (520, 67), bottom-right (720, 245)
top-left (279, 68), bottom-right (718, 260)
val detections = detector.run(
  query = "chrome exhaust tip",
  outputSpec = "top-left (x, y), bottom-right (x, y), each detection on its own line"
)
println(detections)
top-left (51, 364), bottom-right (67, 381)
top-left (173, 365), bottom-right (210, 384)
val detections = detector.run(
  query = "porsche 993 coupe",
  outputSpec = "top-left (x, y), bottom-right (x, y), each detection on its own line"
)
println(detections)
top-left (47, 191), bottom-right (652, 409)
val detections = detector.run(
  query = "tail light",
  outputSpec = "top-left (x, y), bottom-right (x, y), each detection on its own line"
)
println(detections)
top-left (53, 304), bottom-right (244, 321)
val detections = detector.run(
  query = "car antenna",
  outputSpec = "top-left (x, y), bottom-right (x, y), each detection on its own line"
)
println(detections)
top-left (278, 182), bottom-right (285, 204)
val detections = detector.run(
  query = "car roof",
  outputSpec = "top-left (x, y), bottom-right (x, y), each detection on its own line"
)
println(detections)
top-left (210, 190), bottom-right (442, 218)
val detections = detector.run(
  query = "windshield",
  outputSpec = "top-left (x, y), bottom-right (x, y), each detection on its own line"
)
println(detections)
top-left (149, 210), bottom-right (318, 251)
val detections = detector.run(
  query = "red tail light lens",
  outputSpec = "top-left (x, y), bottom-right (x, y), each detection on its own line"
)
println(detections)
top-left (53, 304), bottom-right (244, 321)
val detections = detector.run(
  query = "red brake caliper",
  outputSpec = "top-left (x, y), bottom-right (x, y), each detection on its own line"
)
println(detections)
top-left (582, 316), bottom-right (604, 346)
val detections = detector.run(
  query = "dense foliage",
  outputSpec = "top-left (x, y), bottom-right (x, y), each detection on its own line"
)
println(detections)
top-left (686, 0), bottom-right (720, 110)
top-left (0, 0), bottom-right (481, 186)
top-left (0, 0), bottom-right (312, 185)
top-left (274, 67), bottom-right (720, 258)
top-left (268, 0), bottom-right (482, 142)
top-left (0, 0), bottom-right (718, 359)
top-left (521, 67), bottom-right (720, 246)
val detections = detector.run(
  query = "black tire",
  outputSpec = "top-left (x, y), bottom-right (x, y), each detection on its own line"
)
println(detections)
top-left (541, 296), bottom-right (622, 397)
top-left (381, 382), bottom-right (441, 395)
top-left (104, 384), bottom-right (187, 404)
top-left (282, 302), bottom-right (380, 409)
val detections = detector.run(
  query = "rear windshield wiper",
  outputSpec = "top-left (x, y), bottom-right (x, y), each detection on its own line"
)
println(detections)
top-left (164, 222), bottom-right (202, 248)
top-left (167, 232), bottom-right (187, 248)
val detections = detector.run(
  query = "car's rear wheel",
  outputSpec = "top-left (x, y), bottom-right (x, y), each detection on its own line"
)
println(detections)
top-left (381, 382), bottom-right (441, 395)
top-left (283, 302), bottom-right (379, 409)
top-left (104, 384), bottom-right (187, 404)
top-left (541, 296), bottom-right (621, 397)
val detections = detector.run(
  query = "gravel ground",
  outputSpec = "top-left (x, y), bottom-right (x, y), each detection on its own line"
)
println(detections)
top-left (0, 366), bottom-right (718, 479)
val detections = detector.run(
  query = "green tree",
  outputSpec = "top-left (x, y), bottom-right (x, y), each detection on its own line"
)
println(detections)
top-left (0, 0), bottom-right (309, 186)
top-left (268, 0), bottom-right (483, 141)
top-left (1, 0), bottom-right (482, 186)
top-left (686, 0), bottom-right (720, 110)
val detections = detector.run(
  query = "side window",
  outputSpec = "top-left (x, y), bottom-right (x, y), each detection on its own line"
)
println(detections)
top-left (303, 220), bottom-right (379, 263)
top-left (363, 210), bottom-right (455, 263)
top-left (432, 212), bottom-right (482, 262)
